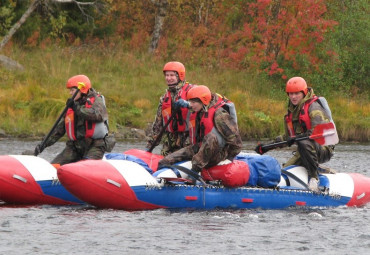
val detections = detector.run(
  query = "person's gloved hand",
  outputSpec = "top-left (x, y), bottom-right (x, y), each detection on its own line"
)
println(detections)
top-left (34, 143), bottom-right (44, 156)
top-left (255, 144), bottom-right (268, 155)
top-left (286, 137), bottom-right (295, 147)
top-left (66, 98), bottom-right (75, 108)
top-left (174, 99), bottom-right (190, 109)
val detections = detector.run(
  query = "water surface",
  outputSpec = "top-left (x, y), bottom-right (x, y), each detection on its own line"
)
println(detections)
top-left (0, 139), bottom-right (369, 255)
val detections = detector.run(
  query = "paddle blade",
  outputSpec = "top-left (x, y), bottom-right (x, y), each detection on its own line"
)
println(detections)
top-left (309, 122), bottom-right (339, 146)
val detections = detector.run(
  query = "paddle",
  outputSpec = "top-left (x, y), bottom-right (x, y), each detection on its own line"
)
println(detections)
top-left (28, 87), bottom-right (81, 156)
top-left (147, 112), bottom-right (176, 153)
top-left (256, 122), bottom-right (338, 154)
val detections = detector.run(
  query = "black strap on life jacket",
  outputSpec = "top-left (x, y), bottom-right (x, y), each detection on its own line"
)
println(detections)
top-left (199, 112), bottom-right (208, 142)
top-left (300, 105), bottom-right (307, 132)
top-left (176, 108), bottom-right (184, 126)
top-left (195, 112), bottom-right (203, 143)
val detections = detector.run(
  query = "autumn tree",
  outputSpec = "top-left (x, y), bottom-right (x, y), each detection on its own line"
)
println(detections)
top-left (0, 0), bottom-right (108, 70)
top-left (213, 0), bottom-right (338, 78)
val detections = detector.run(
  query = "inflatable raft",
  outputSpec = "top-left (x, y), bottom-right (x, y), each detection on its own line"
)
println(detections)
top-left (55, 149), bottom-right (370, 210)
top-left (0, 155), bottom-right (83, 205)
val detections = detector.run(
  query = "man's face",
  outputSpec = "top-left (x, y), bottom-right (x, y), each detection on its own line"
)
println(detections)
top-left (164, 71), bottom-right (179, 86)
top-left (288, 92), bottom-right (304, 106)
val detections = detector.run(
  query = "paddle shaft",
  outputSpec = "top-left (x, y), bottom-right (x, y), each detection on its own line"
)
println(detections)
top-left (36, 88), bottom-right (80, 155)
top-left (261, 135), bottom-right (314, 151)
top-left (260, 123), bottom-right (336, 151)
top-left (148, 113), bottom-right (176, 153)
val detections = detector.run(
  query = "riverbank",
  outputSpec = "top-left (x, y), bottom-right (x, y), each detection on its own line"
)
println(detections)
top-left (0, 47), bottom-right (369, 142)
top-left (0, 125), bottom-right (368, 146)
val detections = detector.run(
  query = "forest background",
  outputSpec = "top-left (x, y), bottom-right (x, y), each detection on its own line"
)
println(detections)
top-left (0, 0), bottom-right (369, 143)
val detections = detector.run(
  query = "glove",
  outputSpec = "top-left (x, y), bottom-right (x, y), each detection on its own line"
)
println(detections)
top-left (66, 98), bottom-right (74, 108)
top-left (255, 144), bottom-right (268, 155)
top-left (286, 137), bottom-right (295, 147)
top-left (174, 99), bottom-right (190, 109)
top-left (34, 143), bottom-right (44, 156)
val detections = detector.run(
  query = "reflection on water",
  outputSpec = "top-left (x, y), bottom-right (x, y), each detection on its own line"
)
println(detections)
top-left (0, 139), bottom-right (369, 255)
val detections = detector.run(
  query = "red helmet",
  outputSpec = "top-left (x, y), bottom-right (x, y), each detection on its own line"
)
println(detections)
top-left (187, 85), bottom-right (212, 105)
top-left (66, 75), bottom-right (91, 94)
top-left (286, 77), bottom-right (308, 95)
top-left (163, 61), bottom-right (185, 81)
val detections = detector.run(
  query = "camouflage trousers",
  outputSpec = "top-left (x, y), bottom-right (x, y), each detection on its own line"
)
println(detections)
top-left (158, 133), bottom-right (227, 172)
top-left (146, 131), bottom-right (190, 156)
top-left (284, 139), bottom-right (334, 179)
top-left (51, 138), bottom-right (106, 165)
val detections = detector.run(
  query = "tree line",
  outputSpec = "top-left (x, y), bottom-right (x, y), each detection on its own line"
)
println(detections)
top-left (0, 0), bottom-right (369, 97)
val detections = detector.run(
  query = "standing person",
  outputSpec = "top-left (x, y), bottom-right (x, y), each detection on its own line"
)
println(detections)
top-left (34, 74), bottom-right (115, 165)
top-left (255, 77), bottom-right (336, 192)
top-left (158, 85), bottom-right (242, 173)
top-left (146, 61), bottom-right (194, 155)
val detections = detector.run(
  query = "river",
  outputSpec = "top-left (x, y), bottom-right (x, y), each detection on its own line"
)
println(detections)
top-left (0, 139), bottom-right (369, 255)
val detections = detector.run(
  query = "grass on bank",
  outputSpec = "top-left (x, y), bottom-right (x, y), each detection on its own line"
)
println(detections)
top-left (0, 45), bottom-right (369, 142)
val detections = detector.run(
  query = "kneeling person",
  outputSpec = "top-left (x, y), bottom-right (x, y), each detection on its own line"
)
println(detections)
top-left (34, 74), bottom-right (114, 165)
top-left (158, 85), bottom-right (242, 173)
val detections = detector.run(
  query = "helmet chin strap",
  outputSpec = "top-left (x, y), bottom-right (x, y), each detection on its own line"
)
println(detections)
top-left (168, 80), bottom-right (183, 91)
top-left (202, 104), bottom-right (209, 112)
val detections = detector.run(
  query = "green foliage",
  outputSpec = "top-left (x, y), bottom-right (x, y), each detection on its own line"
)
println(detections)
top-left (49, 11), bottom-right (67, 39)
top-left (325, 0), bottom-right (370, 94)
top-left (0, 2), bottom-right (15, 36)
top-left (0, 0), bottom-right (369, 140)
top-left (3, 0), bottom-right (368, 99)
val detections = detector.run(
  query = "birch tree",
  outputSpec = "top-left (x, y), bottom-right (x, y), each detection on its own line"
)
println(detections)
top-left (148, 0), bottom-right (168, 53)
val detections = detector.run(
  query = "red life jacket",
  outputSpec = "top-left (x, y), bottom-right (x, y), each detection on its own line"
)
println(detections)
top-left (284, 96), bottom-right (319, 136)
top-left (188, 97), bottom-right (226, 145)
top-left (161, 82), bottom-right (192, 132)
top-left (65, 96), bottom-right (107, 140)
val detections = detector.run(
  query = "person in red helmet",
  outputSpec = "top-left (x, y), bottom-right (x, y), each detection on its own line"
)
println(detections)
top-left (146, 61), bottom-right (194, 155)
top-left (34, 74), bottom-right (115, 165)
top-left (255, 77), bottom-right (336, 192)
top-left (158, 85), bottom-right (242, 173)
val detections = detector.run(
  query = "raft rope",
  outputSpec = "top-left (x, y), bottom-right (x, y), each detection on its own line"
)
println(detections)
top-left (165, 164), bottom-right (207, 187)
top-left (281, 169), bottom-right (310, 190)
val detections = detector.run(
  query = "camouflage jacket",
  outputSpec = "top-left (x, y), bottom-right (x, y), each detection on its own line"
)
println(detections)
top-left (205, 94), bottom-right (243, 159)
top-left (146, 82), bottom-right (192, 154)
top-left (45, 89), bottom-right (108, 147)
top-left (284, 88), bottom-right (330, 138)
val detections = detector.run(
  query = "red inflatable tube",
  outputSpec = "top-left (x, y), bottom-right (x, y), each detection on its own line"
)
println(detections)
top-left (201, 160), bottom-right (250, 187)
top-left (346, 173), bottom-right (370, 207)
top-left (57, 160), bottom-right (163, 210)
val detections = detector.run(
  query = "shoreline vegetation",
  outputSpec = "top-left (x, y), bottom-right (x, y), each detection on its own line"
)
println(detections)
top-left (0, 46), bottom-right (369, 143)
